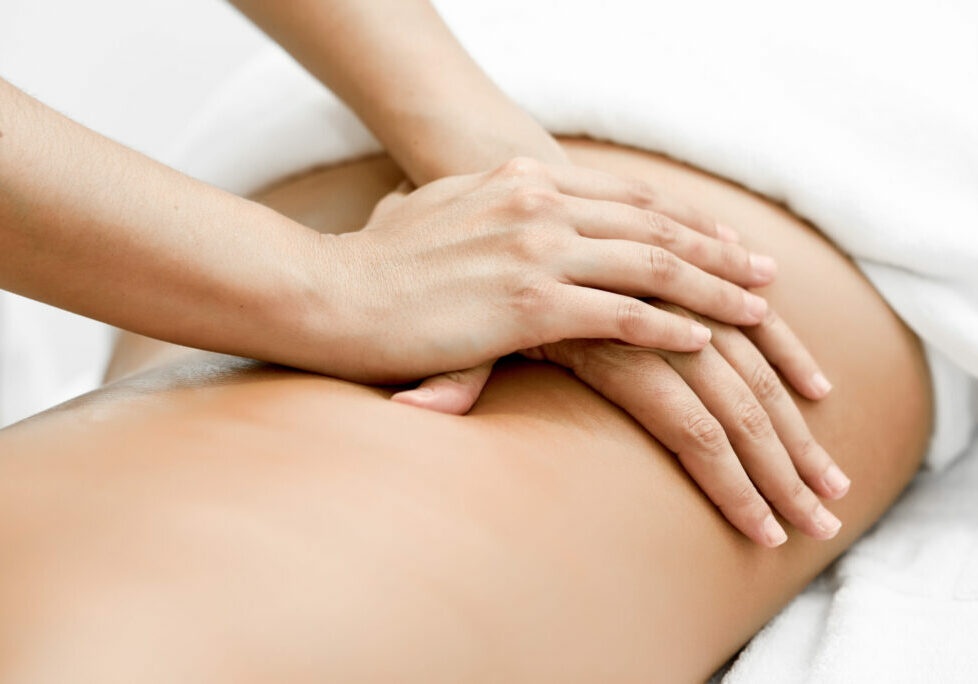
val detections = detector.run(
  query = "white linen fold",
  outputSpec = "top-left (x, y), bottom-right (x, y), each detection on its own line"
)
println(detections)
top-left (2, 2), bottom-right (976, 679)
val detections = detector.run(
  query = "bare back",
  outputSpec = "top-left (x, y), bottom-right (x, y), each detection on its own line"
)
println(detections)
top-left (0, 140), bottom-right (931, 682)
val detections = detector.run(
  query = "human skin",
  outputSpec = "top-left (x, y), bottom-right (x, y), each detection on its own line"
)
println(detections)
top-left (1, 77), bottom-right (757, 381)
top-left (0, 140), bottom-right (931, 682)
top-left (1, 0), bottom-right (840, 543)
top-left (236, 0), bottom-right (851, 545)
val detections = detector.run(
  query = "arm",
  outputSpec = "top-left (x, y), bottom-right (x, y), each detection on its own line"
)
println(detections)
top-left (228, 0), bottom-right (567, 184)
top-left (0, 77), bottom-right (332, 368)
top-left (227, 0), bottom-right (847, 546)
top-left (228, 0), bottom-right (732, 240)
top-left (0, 77), bottom-right (723, 382)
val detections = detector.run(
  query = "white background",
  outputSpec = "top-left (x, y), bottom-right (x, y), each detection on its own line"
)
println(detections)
top-left (0, 0), bottom-right (271, 424)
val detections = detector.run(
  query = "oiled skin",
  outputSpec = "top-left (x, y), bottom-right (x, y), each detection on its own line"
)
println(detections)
top-left (0, 140), bottom-right (931, 683)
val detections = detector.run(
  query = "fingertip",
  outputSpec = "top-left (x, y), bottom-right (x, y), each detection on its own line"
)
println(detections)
top-left (690, 322), bottom-right (712, 349)
top-left (761, 513), bottom-right (788, 547)
top-left (812, 504), bottom-right (843, 539)
top-left (748, 253), bottom-right (778, 284)
top-left (390, 387), bottom-right (433, 407)
top-left (390, 387), bottom-right (471, 415)
top-left (810, 372), bottom-right (833, 398)
top-left (744, 292), bottom-right (769, 323)
top-left (821, 463), bottom-right (851, 499)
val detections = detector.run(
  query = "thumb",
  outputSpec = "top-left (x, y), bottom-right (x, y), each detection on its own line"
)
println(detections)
top-left (389, 360), bottom-right (495, 415)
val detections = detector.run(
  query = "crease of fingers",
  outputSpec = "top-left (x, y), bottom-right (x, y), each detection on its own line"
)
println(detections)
top-left (660, 338), bottom-right (840, 541)
top-left (563, 341), bottom-right (784, 548)
top-left (561, 239), bottom-right (760, 327)
top-left (709, 322), bottom-right (849, 501)
top-left (563, 195), bottom-right (764, 287)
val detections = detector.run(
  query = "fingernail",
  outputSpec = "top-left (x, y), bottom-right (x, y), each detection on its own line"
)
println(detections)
top-left (716, 223), bottom-right (740, 242)
top-left (391, 387), bottom-right (433, 402)
top-left (691, 323), bottom-right (712, 347)
top-left (813, 504), bottom-right (842, 538)
top-left (811, 372), bottom-right (832, 397)
top-left (749, 254), bottom-right (777, 281)
top-left (745, 292), bottom-right (768, 321)
top-left (763, 514), bottom-right (788, 547)
top-left (822, 464), bottom-right (851, 496)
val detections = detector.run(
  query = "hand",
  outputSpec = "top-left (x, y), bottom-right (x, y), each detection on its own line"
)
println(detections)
top-left (393, 301), bottom-right (846, 547)
top-left (387, 167), bottom-right (815, 414)
top-left (317, 157), bottom-right (779, 383)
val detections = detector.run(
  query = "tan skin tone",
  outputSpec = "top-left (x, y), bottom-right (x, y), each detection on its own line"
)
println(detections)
top-left (0, 140), bottom-right (930, 683)
top-left (1, 0), bottom-right (848, 546)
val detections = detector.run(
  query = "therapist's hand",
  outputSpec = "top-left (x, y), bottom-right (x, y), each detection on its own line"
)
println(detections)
top-left (321, 158), bottom-right (778, 383)
top-left (397, 300), bottom-right (848, 548)
top-left (540, 303), bottom-right (849, 548)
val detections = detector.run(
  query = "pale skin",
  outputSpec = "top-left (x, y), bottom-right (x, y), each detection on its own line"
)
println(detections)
top-left (0, 1), bottom-right (923, 678)
top-left (0, 0), bottom-right (851, 544)
top-left (0, 141), bottom-right (931, 683)
top-left (226, 0), bottom-right (849, 545)
top-left (0, 79), bottom-right (731, 377)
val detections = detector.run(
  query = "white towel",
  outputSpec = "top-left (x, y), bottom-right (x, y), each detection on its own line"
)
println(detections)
top-left (2, 2), bottom-right (976, 679)
top-left (161, 3), bottom-right (978, 680)
top-left (167, 0), bottom-right (978, 472)
top-left (717, 439), bottom-right (978, 683)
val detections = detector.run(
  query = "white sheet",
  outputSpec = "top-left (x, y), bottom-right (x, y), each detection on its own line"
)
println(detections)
top-left (0, 0), bottom-right (267, 426)
top-left (2, 1), bottom-right (976, 680)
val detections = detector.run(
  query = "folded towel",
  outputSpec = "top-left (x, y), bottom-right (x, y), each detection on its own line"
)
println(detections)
top-left (717, 438), bottom-right (978, 683)
top-left (2, 3), bottom-right (976, 679)
top-left (167, 0), bottom-right (978, 472)
top-left (160, 3), bottom-right (978, 680)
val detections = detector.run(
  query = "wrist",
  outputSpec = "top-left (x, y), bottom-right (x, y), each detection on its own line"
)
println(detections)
top-left (270, 226), bottom-right (366, 376)
top-left (370, 100), bottom-right (569, 185)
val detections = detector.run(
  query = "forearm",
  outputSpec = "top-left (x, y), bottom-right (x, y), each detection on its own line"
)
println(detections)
top-left (228, 0), bottom-right (567, 184)
top-left (0, 77), bottom-right (335, 368)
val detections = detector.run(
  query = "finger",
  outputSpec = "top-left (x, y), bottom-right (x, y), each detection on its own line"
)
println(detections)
top-left (560, 195), bottom-right (775, 286)
top-left (563, 238), bottom-right (769, 326)
top-left (546, 339), bottom-right (786, 548)
top-left (661, 343), bottom-right (843, 541)
top-left (709, 327), bottom-right (851, 500)
top-left (389, 361), bottom-right (495, 415)
top-left (540, 163), bottom-right (735, 240)
top-left (740, 307), bottom-right (833, 400)
top-left (544, 284), bottom-right (712, 352)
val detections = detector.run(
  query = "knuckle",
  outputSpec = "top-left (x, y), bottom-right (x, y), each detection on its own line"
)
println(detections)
top-left (786, 477), bottom-right (809, 502)
top-left (646, 213), bottom-right (679, 247)
top-left (711, 281), bottom-right (741, 315)
top-left (685, 235), bottom-right (710, 264)
top-left (496, 156), bottom-right (543, 180)
top-left (749, 364), bottom-right (783, 402)
top-left (793, 436), bottom-right (821, 462)
top-left (509, 225), bottom-right (563, 262)
top-left (648, 246), bottom-right (679, 284)
top-left (629, 180), bottom-right (658, 208)
top-left (615, 298), bottom-right (646, 339)
top-left (564, 341), bottom-right (601, 378)
top-left (560, 340), bottom-right (620, 379)
top-left (722, 482), bottom-right (761, 512)
top-left (733, 400), bottom-right (771, 439)
top-left (682, 411), bottom-right (727, 453)
top-left (512, 280), bottom-right (552, 318)
top-left (508, 186), bottom-right (558, 216)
